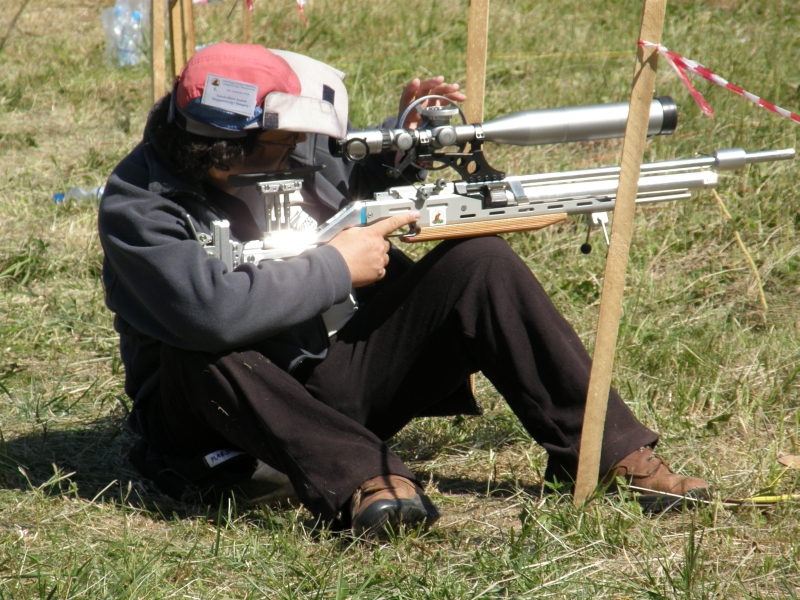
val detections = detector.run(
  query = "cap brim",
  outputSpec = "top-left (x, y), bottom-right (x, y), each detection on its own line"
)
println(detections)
top-left (265, 50), bottom-right (348, 139)
top-left (174, 109), bottom-right (250, 138)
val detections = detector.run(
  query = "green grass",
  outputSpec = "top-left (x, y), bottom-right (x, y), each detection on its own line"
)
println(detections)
top-left (1, 0), bottom-right (799, 597)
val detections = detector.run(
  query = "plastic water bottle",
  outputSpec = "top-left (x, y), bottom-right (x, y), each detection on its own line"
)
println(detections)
top-left (118, 10), bottom-right (143, 66)
top-left (54, 186), bottom-right (105, 204)
top-left (101, 0), bottom-right (150, 67)
top-left (101, 4), bottom-right (130, 66)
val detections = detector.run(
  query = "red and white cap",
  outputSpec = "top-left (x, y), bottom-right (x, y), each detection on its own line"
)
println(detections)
top-left (171, 43), bottom-right (348, 139)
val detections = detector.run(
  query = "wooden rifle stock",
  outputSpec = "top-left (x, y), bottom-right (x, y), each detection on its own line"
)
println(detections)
top-left (408, 213), bottom-right (567, 242)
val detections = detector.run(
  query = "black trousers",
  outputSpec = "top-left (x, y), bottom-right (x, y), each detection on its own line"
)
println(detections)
top-left (149, 237), bottom-right (657, 520)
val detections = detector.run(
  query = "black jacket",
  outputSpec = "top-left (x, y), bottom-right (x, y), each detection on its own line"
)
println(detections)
top-left (98, 107), bottom-right (411, 421)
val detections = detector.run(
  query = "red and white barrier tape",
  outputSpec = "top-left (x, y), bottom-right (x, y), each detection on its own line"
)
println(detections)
top-left (639, 40), bottom-right (800, 124)
top-left (297, 0), bottom-right (308, 26)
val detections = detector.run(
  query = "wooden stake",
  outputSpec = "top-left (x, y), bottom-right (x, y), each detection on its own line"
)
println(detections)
top-left (573, 0), bottom-right (667, 507)
top-left (181, 0), bottom-right (196, 62)
top-left (242, 0), bottom-right (253, 44)
top-left (151, 0), bottom-right (166, 105)
top-left (464, 0), bottom-right (490, 124)
top-left (168, 0), bottom-right (184, 77)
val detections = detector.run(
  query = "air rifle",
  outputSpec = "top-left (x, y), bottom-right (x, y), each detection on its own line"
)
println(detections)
top-left (201, 96), bottom-right (795, 270)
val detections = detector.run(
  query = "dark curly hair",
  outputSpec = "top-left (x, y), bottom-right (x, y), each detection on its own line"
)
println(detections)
top-left (148, 95), bottom-right (262, 182)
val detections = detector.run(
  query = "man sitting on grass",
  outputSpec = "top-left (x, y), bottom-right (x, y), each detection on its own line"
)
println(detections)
top-left (98, 42), bottom-right (710, 538)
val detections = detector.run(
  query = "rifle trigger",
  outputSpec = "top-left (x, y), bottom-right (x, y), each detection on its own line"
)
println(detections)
top-left (385, 225), bottom-right (419, 239)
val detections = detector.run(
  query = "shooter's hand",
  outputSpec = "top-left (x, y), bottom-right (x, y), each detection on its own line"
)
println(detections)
top-left (328, 211), bottom-right (420, 288)
top-left (398, 76), bottom-right (466, 129)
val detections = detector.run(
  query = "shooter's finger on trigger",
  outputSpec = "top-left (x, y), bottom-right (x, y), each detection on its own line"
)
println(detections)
top-left (371, 211), bottom-right (421, 237)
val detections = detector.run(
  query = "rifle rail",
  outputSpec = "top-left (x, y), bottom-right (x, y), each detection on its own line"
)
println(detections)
top-left (202, 147), bottom-right (795, 269)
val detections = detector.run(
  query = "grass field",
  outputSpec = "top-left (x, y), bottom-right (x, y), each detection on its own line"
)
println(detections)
top-left (1, 0), bottom-right (799, 597)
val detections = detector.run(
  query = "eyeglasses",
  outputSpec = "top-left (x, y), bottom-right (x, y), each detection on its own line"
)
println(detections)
top-left (245, 133), bottom-right (302, 172)
top-left (254, 133), bottom-right (302, 149)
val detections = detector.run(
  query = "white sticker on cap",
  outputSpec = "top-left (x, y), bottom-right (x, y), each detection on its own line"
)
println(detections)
top-left (201, 74), bottom-right (258, 117)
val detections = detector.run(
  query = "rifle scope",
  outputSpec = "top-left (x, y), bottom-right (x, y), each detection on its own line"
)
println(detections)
top-left (335, 96), bottom-right (678, 162)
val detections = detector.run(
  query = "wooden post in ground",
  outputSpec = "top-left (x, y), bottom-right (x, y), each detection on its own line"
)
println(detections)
top-left (150, 0), bottom-right (167, 104)
top-left (242, 0), bottom-right (253, 44)
top-left (464, 0), bottom-right (490, 123)
top-left (181, 0), bottom-right (196, 62)
top-left (573, 0), bottom-right (667, 506)
top-left (167, 0), bottom-right (195, 77)
top-left (168, 0), bottom-right (184, 77)
top-left (151, 0), bottom-right (166, 104)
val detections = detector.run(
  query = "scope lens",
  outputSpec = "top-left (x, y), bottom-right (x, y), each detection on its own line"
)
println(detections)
top-left (656, 96), bottom-right (678, 135)
top-left (344, 139), bottom-right (369, 162)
